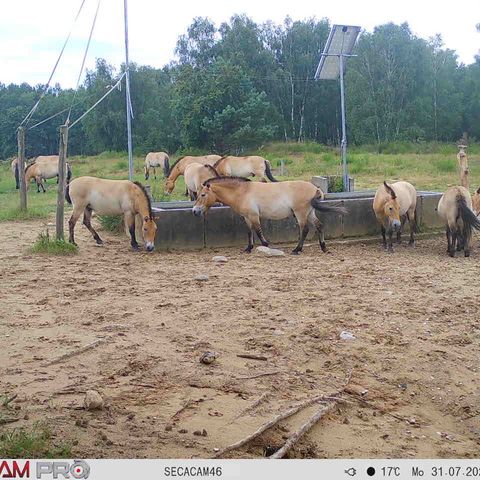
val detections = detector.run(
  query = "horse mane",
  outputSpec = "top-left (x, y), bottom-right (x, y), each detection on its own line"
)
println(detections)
top-left (213, 156), bottom-right (228, 168)
top-left (204, 176), bottom-right (251, 187)
top-left (25, 162), bottom-right (36, 173)
top-left (133, 181), bottom-right (153, 219)
top-left (168, 156), bottom-right (185, 173)
top-left (204, 164), bottom-right (219, 176)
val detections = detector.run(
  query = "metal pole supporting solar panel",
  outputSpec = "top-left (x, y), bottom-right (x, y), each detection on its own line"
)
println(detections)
top-left (314, 25), bottom-right (360, 192)
top-left (124, 0), bottom-right (134, 180)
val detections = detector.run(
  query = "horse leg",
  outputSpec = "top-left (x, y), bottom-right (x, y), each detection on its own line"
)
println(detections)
top-left (387, 229), bottom-right (394, 253)
top-left (188, 190), bottom-right (196, 201)
top-left (153, 167), bottom-right (157, 180)
top-left (397, 215), bottom-right (407, 244)
top-left (68, 206), bottom-right (84, 245)
top-left (449, 228), bottom-right (457, 257)
top-left (38, 177), bottom-right (46, 193)
top-left (145, 167), bottom-right (149, 181)
top-left (292, 212), bottom-right (309, 254)
top-left (243, 218), bottom-right (254, 253)
top-left (83, 207), bottom-right (103, 245)
top-left (251, 216), bottom-right (269, 247)
top-left (407, 211), bottom-right (415, 246)
top-left (464, 231), bottom-right (471, 257)
top-left (56, 175), bottom-right (59, 184)
top-left (125, 213), bottom-right (139, 250)
top-left (309, 212), bottom-right (327, 252)
top-left (381, 226), bottom-right (387, 249)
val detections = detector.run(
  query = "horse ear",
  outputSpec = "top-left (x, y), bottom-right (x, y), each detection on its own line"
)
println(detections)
top-left (383, 181), bottom-right (396, 199)
top-left (476, 187), bottom-right (480, 195)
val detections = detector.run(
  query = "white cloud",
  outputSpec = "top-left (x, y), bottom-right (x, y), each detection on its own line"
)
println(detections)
top-left (1, 0), bottom-right (478, 87)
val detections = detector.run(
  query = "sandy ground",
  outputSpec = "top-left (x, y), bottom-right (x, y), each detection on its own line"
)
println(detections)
top-left (0, 217), bottom-right (479, 459)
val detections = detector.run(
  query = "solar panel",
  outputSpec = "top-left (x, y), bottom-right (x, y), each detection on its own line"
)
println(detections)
top-left (315, 25), bottom-right (361, 80)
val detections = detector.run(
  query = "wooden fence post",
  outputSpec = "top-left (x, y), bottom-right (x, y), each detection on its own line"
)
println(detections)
top-left (56, 125), bottom-right (69, 241)
top-left (17, 126), bottom-right (27, 211)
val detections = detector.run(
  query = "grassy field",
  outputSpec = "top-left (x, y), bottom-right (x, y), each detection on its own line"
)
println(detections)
top-left (0, 142), bottom-right (479, 222)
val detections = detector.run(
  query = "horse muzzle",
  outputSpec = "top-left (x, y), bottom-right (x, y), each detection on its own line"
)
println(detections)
top-left (145, 242), bottom-right (155, 252)
top-left (192, 206), bottom-right (203, 217)
top-left (392, 219), bottom-right (401, 231)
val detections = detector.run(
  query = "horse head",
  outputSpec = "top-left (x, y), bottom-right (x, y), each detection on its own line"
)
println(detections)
top-left (383, 181), bottom-right (401, 231)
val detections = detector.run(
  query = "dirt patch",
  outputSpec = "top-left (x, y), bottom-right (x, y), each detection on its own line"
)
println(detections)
top-left (1, 217), bottom-right (479, 458)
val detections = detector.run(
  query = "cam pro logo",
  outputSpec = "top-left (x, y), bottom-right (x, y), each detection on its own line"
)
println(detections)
top-left (0, 461), bottom-right (30, 478)
top-left (36, 460), bottom-right (90, 479)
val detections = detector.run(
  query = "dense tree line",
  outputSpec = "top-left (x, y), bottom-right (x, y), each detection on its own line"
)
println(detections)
top-left (0, 16), bottom-right (479, 159)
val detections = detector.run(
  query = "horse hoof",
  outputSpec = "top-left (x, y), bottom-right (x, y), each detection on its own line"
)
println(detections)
top-left (409, 241), bottom-right (415, 247)
top-left (244, 247), bottom-right (253, 254)
top-left (291, 250), bottom-right (300, 255)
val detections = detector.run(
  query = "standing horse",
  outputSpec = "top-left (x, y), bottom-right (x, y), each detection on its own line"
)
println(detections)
top-left (165, 155), bottom-right (221, 194)
top-left (11, 158), bottom-right (19, 189)
top-left (66, 176), bottom-right (157, 251)
top-left (373, 181), bottom-right (418, 252)
top-left (25, 155), bottom-right (71, 192)
top-left (437, 186), bottom-right (480, 257)
top-left (184, 163), bottom-right (219, 200)
top-left (214, 156), bottom-right (277, 182)
top-left (192, 177), bottom-right (347, 254)
top-left (457, 145), bottom-right (469, 189)
top-left (144, 151), bottom-right (170, 180)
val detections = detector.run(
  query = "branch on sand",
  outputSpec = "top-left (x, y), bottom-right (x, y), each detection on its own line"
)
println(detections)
top-left (214, 370), bottom-right (353, 458)
top-left (42, 337), bottom-right (112, 367)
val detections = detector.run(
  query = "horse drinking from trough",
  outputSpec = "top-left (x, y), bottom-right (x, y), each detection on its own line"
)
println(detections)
top-left (213, 155), bottom-right (277, 182)
top-left (66, 176), bottom-right (157, 251)
top-left (373, 181), bottom-right (418, 252)
top-left (184, 163), bottom-right (219, 200)
top-left (24, 155), bottom-right (72, 193)
top-left (437, 186), bottom-right (480, 257)
top-left (165, 155), bottom-right (221, 195)
top-left (192, 177), bottom-right (347, 254)
top-left (144, 151), bottom-right (170, 180)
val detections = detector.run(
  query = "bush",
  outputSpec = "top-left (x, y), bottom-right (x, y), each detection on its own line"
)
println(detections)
top-left (98, 215), bottom-right (123, 232)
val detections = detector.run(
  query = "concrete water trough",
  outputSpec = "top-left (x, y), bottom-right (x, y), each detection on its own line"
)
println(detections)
top-left (151, 191), bottom-right (443, 250)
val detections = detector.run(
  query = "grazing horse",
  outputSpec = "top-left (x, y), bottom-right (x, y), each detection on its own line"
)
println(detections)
top-left (437, 186), bottom-right (480, 257)
top-left (192, 177), bottom-right (347, 254)
top-left (144, 151), bottom-right (170, 180)
top-left (165, 155), bottom-right (221, 194)
top-left (25, 155), bottom-right (71, 192)
top-left (214, 156), bottom-right (277, 182)
top-left (184, 163), bottom-right (219, 200)
top-left (66, 176), bottom-right (157, 251)
top-left (11, 158), bottom-right (19, 189)
top-left (373, 181), bottom-right (418, 252)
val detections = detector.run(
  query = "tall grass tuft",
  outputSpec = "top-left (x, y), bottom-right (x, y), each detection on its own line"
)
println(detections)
top-left (31, 231), bottom-right (78, 255)
top-left (98, 215), bottom-right (123, 232)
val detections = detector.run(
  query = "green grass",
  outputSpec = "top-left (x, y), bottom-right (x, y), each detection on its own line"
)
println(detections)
top-left (31, 231), bottom-right (78, 255)
top-left (1, 142), bottom-right (479, 223)
top-left (98, 214), bottom-right (124, 232)
top-left (0, 424), bottom-right (71, 458)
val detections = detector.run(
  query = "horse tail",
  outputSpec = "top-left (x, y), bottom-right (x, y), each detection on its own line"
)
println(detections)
top-left (163, 155), bottom-right (170, 177)
top-left (15, 163), bottom-right (19, 189)
top-left (412, 206), bottom-right (420, 233)
top-left (65, 170), bottom-right (72, 205)
top-left (458, 193), bottom-right (480, 241)
top-left (264, 160), bottom-right (278, 182)
top-left (311, 195), bottom-right (348, 215)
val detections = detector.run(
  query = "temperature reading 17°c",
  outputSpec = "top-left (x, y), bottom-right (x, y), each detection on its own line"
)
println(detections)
top-left (382, 467), bottom-right (401, 477)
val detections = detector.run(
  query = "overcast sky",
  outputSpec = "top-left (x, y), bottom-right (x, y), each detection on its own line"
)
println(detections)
top-left (1, 0), bottom-right (478, 88)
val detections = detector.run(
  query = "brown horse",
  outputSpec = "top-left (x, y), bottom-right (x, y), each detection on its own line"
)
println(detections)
top-left (373, 181), bottom-right (418, 252)
top-left (472, 187), bottom-right (480, 216)
top-left (144, 151), bottom-right (170, 180)
top-left (25, 155), bottom-right (71, 192)
top-left (165, 155), bottom-right (221, 194)
top-left (214, 155), bottom-right (277, 182)
top-left (192, 177), bottom-right (347, 254)
top-left (66, 176), bottom-right (157, 251)
top-left (437, 186), bottom-right (480, 257)
top-left (184, 163), bottom-right (219, 200)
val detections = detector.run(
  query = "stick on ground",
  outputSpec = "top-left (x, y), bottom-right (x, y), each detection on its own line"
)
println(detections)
top-left (42, 338), bottom-right (111, 367)
top-left (237, 354), bottom-right (268, 361)
top-left (214, 370), bottom-right (353, 458)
